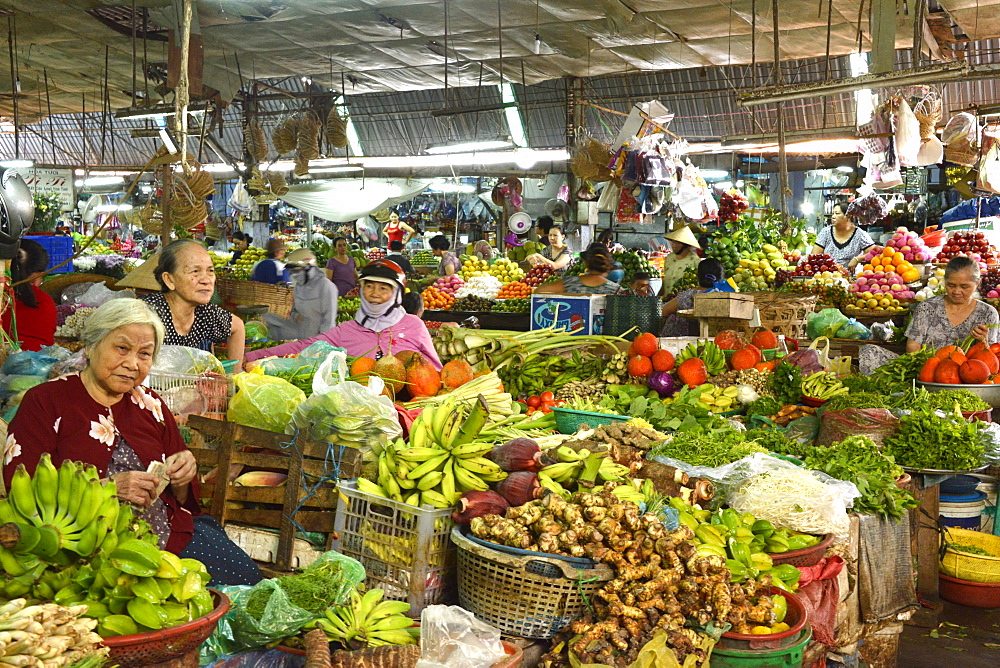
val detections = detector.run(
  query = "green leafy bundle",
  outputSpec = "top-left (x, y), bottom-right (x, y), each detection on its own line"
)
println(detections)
top-left (746, 396), bottom-right (782, 419)
top-left (245, 558), bottom-right (350, 620)
top-left (871, 346), bottom-right (935, 385)
top-left (884, 409), bottom-right (986, 471)
top-left (804, 436), bottom-right (916, 520)
top-left (770, 361), bottom-right (803, 405)
top-left (649, 427), bottom-right (767, 468)
top-left (598, 384), bottom-right (729, 433)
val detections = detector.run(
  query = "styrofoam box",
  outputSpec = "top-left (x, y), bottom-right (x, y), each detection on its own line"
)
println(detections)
top-left (658, 336), bottom-right (706, 356)
top-left (224, 523), bottom-right (323, 570)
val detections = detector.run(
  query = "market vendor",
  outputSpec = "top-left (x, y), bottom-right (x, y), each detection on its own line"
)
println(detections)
top-left (1, 239), bottom-right (57, 351)
top-left (2, 298), bottom-right (262, 586)
top-left (229, 231), bottom-right (250, 264)
top-left (430, 235), bottom-right (462, 277)
top-left (386, 240), bottom-right (414, 274)
top-left (535, 245), bottom-right (620, 296)
top-left (526, 226), bottom-right (572, 273)
top-left (141, 239), bottom-right (246, 371)
top-left (905, 256), bottom-right (1000, 352)
top-left (325, 237), bottom-right (358, 295)
top-left (249, 239), bottom-right (291, 284)
top-left (810, 204), bottom-right (876, 270)
top-left (263, 248), bottom-right (338, 341)
top-left (383, 211), bottom-right (415, 247)
top-left (660, 259), bottom-right (725, 337)
top-left (245, 260), bottom-right (442, 369)
top-left (660, 225), bottom-right (702, 296)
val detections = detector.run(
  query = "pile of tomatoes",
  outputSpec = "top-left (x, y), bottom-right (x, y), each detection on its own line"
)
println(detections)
top-left (520, 391), bottom-right (565, 415)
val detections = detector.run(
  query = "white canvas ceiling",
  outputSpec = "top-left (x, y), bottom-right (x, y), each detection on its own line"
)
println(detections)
top-left (2, 0), bottom-right (991, 123)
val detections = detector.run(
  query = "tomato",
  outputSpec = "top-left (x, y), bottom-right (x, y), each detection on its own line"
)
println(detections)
top-left (541, 406), bottom-right (552, 414)
top-left (526, 396), bottom-right (542, 408)
top-left (540, 391), bottom-right (555, 403)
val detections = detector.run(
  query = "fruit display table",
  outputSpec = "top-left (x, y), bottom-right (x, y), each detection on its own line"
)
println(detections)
top-left (423, 310), bottom-right (530, 331)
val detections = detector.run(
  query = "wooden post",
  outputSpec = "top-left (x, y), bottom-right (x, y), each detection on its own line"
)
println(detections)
top-left (160, 164), bottom-right (172, 248)
top-left (907, 473), bottom-right (943, 627)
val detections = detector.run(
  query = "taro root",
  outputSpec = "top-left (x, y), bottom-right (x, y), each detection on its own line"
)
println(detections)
top-left (451, 490), bottom-right (509, 526)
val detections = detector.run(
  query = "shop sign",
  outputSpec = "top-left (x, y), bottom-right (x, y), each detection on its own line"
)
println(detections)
top-left (23, 168), bottom-right (75, 210)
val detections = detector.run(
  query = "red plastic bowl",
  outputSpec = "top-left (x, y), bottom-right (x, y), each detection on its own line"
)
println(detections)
top-left (719, 587), bottom-right (807, 650)
top-left (962, 409), bottom-right (993, 423)
top-left (939, 573), bottom-right (1000, 608)
top-left (101, 589), bottom-right (230, 667)
top-left (801, 396), bottom-right (826, 408)
top-left (770, 533), bottom-right (835, 568)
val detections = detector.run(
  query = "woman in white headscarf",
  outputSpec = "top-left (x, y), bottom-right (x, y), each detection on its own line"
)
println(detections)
top-left (245, 259), bottom-right (441, 368)
top-left (262, 249), bottom-right (338, 340)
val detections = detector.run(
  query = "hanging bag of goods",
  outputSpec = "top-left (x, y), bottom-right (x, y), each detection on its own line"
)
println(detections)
top-left (975, 123), bottom-right (1000, 195)
top-left (893, 96), bottom-right (921, 167)
top-left (913, 91), bottom-right (944, 166)
top-left (942, 112), bottom-right (980, 167)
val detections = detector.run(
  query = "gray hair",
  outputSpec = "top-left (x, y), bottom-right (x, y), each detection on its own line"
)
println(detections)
top-left (80, 298), bottom-right (166, 356)
top-left (944, 255), bottom-right (981, 283)
top-left (154, 239), bottom-right (207, 292)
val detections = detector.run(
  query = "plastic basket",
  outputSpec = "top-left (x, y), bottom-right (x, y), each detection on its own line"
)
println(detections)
top-left (551, 407), bottom-right (630, 434)
top-left (769, 533), bottom-right (834, 568)
top-left (939, 573), bottom-right (1000, 607)
top-left (101, 588), bottom-right (230, 667)
top-left (332, 480), bottom-right (456, 614)
top-left (24, 235), bottom-right (73, 274)
top-left (452, 527), bottom-right (614, 639)
top-left (762, 347), bottom-right (780, 360)
top-left (719, 588), bottom-right (807, 650)
top-left (145, 371), bottom-right (233, 419)
top-left (710, 628), bottom-right (811, 668)
top-left (940, 526), bottom-right (1000, 583)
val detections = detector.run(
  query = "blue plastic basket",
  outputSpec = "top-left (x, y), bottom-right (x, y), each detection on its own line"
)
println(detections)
top-left (23, 235), bottom-right (73, 274)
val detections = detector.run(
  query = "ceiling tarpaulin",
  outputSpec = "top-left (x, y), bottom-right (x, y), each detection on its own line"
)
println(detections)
top-left (278, 178), bottom-right (431, 222)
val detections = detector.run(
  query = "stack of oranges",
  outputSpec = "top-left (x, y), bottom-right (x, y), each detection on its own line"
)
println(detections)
top-left (497, 281), bottom-right (532, 299)
top-left (421, 286), bottom-right (455, 310)
top-left (863, 247), bottom-right (921, 284)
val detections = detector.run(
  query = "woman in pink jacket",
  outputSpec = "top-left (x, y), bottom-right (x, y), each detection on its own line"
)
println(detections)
top-left (245, 259), bottom-right (442, 369)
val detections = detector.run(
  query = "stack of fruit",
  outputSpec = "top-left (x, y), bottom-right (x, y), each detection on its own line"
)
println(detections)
top-left (421, 286), bottom-right (456, 310)
top-left (493, 298), bottom-right (529, 313)
top-left (230, 246), bottom-right (266, 280)
top-left (718, 190), bottom-right (750, 223)
top-left (845, 290), bottom-right (908, 314)
top-left (614, 250), bottom-right (660, 282)
top-left (850, 270), bottom-right (916, 300)
top-left (459, 255), bottom-right (491, 279)
top-left (981, 266), bottom-right (1000, 298)
top-left (861, 246), bottom-right (921, 284)
top-left (336, 296), bottom-right (362, 323)
top-left (882, 227), bottom-right (933, 263)
top-left (496, 281), bottom-right (532, 299)
top-left (365, 248), bottom-right (387, 262)
top-left (357, 396), bottom-right (504, 507)
top-left (453, 295), bottom-right (495, 312)
top-left (349, 248), bottom-right (369, 269)
top-left (455, 275), bottom-right (503, 300)
top-left (506, 240), bottom-right (545, 262)
top-left (934, 231), bottom-right (999, 269)
top-left (919, 342), bottom-right (1000, 385)
top-left (791, 253), bottom-right (843, 278)
top-left (706, 237), bottom-right (742, 275)
top-left (488, 257), bottom-right (526, 283)
top-left (432, 274), bottom-right (464, 296)
top-left (523, 265), bottom-right (554, 287)
top-left (733, 248), bottom-right (788, 291)
top-left (915, 267), bottom-right (946, 302)
top-left (410, 249), bottom-right (436, 265)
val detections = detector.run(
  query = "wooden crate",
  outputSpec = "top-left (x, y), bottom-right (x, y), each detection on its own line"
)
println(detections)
top-left (186, 415), bottom-right (363, 572)
top-left (693, 292), bottom-right (755, 319)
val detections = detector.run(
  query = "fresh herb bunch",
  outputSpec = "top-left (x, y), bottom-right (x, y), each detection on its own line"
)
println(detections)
top-left (884, 409), bottom-right (986, 471)
top-left (913, 388), bottom-right (991, 413)
top-left (825, 392), bottom-right (896, 411)
top-left (770, 361), bottom-right (803, 405)
top-left (598, 384), bottom-right (729, 433)
top-left (266, 364), bottom-right (317, 394)
top-left (871, 346), bottom-right (935, 385)
top-left (804, 436), bottom-right (916, 520)
top-left (743, 428), bottom-right (805, 457)
top-left (746, 396), bottom-right (782, 419)
top-left (245, 558), bottom-right (349, 619)
top-left (840, 375), bottom-right (907, 395)
top-left (649, 428), bottom-right (767, 468)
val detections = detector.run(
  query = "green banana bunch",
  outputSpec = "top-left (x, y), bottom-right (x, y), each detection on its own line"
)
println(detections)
top-left (310, 588), bottom-right (417, 648)
top-left (0, 456), bottom-right (215, 636)
top-left (359, 394), bottom-right (505, 509)
top-left (676, 341), bottom-right (727, 375)
top-left (800, 371), bottom-right (848, 400)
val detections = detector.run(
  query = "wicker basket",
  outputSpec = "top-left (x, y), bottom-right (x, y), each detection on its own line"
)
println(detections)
top-left (452, 527), bottom-right (614, 639)
top-left (215, 277), bottom-right (294, 318)
top-left (750, 292), bottom-right (819, 339)
top-left (941, 526), bottom-right (1000, 583)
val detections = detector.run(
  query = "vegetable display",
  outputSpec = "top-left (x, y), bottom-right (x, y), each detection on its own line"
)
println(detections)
top-left (769, 361), bottom-right (803, 405)
top-left (649, 429), bottom-right (767, 468)
top-left (884, 409), bottom-right (986, 471)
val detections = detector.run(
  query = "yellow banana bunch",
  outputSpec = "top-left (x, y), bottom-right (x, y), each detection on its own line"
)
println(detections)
top-left (310, 588), bottom-right (417, 648)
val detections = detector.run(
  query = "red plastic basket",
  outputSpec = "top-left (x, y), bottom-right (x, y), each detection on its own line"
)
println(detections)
top-left (939, 573), bottom-right (1000, 608)
top-left (769, 533), bottom-right (835, 568)
top-left (101, 589), bottom-right (230, 667)
top-left (719, 587), bottom-right (807, 650)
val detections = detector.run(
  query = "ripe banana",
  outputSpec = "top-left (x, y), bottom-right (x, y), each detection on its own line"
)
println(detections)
top-left (311, 588), bottom-right (416, 648)
top-left (455, 456), bottom-right (502, 476)
top-left (450, 441), bottom-right (493, 459)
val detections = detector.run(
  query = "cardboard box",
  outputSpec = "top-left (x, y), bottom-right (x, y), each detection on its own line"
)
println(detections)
top-left (693, 292), bottom-right (755, 319)
top-left (530, 295), bottom-right (606, 335)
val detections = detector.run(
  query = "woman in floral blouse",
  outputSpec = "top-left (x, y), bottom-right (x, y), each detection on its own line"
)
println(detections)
top-left (2, 299), bottom-right (260, 586)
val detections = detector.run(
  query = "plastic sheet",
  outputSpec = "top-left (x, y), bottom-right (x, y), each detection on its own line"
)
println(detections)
top-left (48, 350), bottom-right (87, 378)
top-left (76, 281), bottom-right (127, 307)
top-left (151, 345), bottom-right (225, 376)
top-left (228, 373), bottom-right (306, 433)
top-left (205, 649), bottom-right (304, 668)
top-left (816, 408), bottom-right (899, 448)
top-left (415, 605), bottom-right (506, 668)
top-left (2, 350), bottom-right (60, 377)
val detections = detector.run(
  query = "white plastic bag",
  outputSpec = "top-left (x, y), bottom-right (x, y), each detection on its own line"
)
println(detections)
top-left (894, 98), bottom-right (921, 167)
top-left (228, 179), bottom-right (254, 214)
top-left (415, 605), bottom-right (506, 668)
top-left (77, 281), bottom-right (132, 307)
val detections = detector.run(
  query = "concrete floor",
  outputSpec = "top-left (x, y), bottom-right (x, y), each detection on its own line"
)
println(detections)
top-left (897, 602), bottom-right (1000, 667)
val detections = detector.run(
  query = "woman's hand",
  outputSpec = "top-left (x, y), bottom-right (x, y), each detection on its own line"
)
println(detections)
top-left (166, 450), bottom-right (197, 488)
top-left (113, 471), bottom-right (160, 509)
top-left (972, 324), bottom-right (990, 341)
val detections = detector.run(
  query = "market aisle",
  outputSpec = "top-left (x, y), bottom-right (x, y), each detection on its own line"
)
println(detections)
top-left (897, 602), bottom-right (1000, 666)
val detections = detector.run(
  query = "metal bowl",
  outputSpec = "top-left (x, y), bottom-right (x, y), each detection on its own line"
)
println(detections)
top-left (916, 381), bottom-right (1000, 409)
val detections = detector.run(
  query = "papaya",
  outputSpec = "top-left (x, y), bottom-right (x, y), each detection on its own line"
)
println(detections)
top-left (936, 345), bottom-right (958, 360)
top-left (918, 357), bottom-right (940, 383)
top-left (971, 349), bottom-right (1000, 374)
top-left (960, 359), bottom-right (991, 384)
top-left (934, 359), bottom-right (961, 384)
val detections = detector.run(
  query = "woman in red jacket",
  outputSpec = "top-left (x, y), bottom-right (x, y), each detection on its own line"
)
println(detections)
top-left (1, 239), bottom-right (56, 351)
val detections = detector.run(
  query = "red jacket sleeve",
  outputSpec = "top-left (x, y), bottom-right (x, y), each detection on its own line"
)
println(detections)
top-left (3, 386), bottom-right (59, 489)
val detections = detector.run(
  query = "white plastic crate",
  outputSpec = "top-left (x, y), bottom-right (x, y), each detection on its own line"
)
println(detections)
top-left (224, 524), bottom-right (323, 570)
top-left (146, 371), bottom-right (233, 419)
top-left (332, 480), bottom-right (455, 614)
top-left (658, 336), bottom-right (705, 356)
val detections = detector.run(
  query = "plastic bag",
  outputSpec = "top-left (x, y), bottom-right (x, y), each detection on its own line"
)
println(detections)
top-left (297, 341), bottom-right (343, 364)
top-left (894, 98), bottom-right (921, 167)
top-left (2, 350), bottom-right (60, 377)
top-left (228, 373), bottom-right (305, 433)
top-left (151, 345), bottom-right (225, 376)
top-left (228, 179), bottom-right (254, 215)
top-left (288, 378), bottom-right (401, 446)
top-left (835, 318), bottom-right (871, 341)
top-left (415, 605), bottom-right (506, 668)
top-left (721, 454), bottom-right (859, 538)
top-left (3, 376), bottom-right (46, 393)
top-left (815, 408), bottom-right (899, 448)
top-left (311, 350), bottom-right (353, 395)
top-left (77, 281), bottom-right (125, 307)
top-left (203, 649), bottom-right (304, 668)
top-left (807, 308), bottom-right (849, 340)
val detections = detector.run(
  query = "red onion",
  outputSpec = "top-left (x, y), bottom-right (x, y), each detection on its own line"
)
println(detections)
top-left (495, 471), bottom-right (541, 507)
top-left (451, 490), bottom-right (509, 526)
top-left (488, 438), bottom-right (543, 472)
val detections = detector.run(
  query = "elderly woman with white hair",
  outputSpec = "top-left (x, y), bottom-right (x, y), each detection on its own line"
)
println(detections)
top-left (2, 298), bottom-right (261, 586)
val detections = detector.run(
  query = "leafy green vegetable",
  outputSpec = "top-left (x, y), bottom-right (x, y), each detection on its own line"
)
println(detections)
top-left (884, 409), bottom-right (986, 471)
top-left (871, 346), bottom-right (935, 385)
top-left (245, 558), bottom-right (348, 620)
top-left (915, 389), bottom-right (990, 413)
top-left (598, 384), bottom-right (729, 433)
top-left (744, 427), bottom-right (808, 458)
top-left (803, 435), bottom-right (916, 520)
top-left (950, 544), bottom-right (993, 556)
top-left (746, 396), bottom-right (782, 419)
top-left (649, 427), bottom-right (767, 468)
top-left (840, 375), bottom-right (907, 395)
top-left (770, 361), bottom-right (802, 405)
